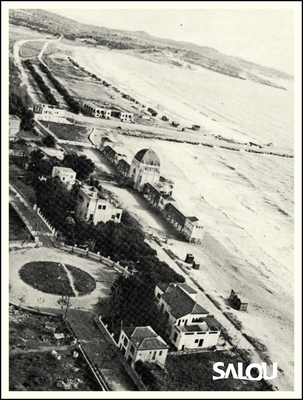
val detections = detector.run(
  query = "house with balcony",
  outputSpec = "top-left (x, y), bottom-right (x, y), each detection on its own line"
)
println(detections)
top-left (75, 185), bottom-right (122, 225)
top-left (118, 326), bottom-right (169, 369)
top-left (155, 283), bottom-right (221, 351)
top-left (183, 216), bottom-right (205, 244)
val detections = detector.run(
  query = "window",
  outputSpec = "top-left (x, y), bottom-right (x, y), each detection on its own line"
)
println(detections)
top-left (116, 213), bottom-right (121, 219)
top-left (195, 339), bottom-right (199, 343)
top-left (129, 345), bottom-right (135, 355)
top-left (87, 202), bottom-right (89, 207)
top-left (159, 351), bottom-right (162, 356)
top-left (123, 337), bottom-right (128, 347)
top-left (173, 332), bottom-right (178, 342)
top-left (157, 293), bottom-right (161, 299)
top-left (98, 205), bottom-right (102, 209)
top-left (62, 177), bottom-right (65, 181)
top-left (111, 215), bottom-right (115, 219)
top-left (185, 333), bottom-right (194, 335)
top-left (102, 205), bottom-right (106, 210)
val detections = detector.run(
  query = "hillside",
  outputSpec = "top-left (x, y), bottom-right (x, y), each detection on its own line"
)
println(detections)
top-left (9, 8), bottom-right (292, 89)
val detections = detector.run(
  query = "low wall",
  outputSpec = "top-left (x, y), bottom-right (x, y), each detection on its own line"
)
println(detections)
top-left (9, 198), bottom-right (39, 244)
top-left (60, 243), bottom-right (131, 276)
top-left (64, 319), bottom-right (109, 391)
top-left (34, 205), bottom-right (56, 236)
top-left (9, 240), bottom-right (36, 249)
top-left (96, 316), bottom-right (147, 391)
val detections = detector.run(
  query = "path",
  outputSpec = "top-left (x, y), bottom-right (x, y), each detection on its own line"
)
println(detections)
top-left (12, 35), bottom-right (63, 104)
top-left (67, 310), bottom-right (137, 391)
top-left (9, 184), bottom-right (54, 248)
top-left (10, 344), bottom-right (70, 356)
top-left (61, 263), bottom-right (79, 297)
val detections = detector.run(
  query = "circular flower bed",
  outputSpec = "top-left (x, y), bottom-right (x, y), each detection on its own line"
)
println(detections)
top-left (19, 261), bottom-right (96, 297)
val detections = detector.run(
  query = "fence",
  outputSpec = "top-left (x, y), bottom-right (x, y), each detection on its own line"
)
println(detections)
top-left (96, 316), bottom-right (147, 391)
top-left (33, 204), bottom-right (56, 237)
top-left (60, 243), bottom-right (131, 276)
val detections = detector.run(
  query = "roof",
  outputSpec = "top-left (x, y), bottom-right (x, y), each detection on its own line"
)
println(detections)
top-left (9, 115), bottom-right (20, 121)
top-left (178, 283), bottom-right (197, 295)
top-left (80, 185), bottom-right (107, 200)
top-left (160, 175), bottom-right (174, 185)
top-left (187, 216), bottom-right (199, 222)
top-left (176, 317), bottom-right (221, 333)
top-left (134, 149), bottom-right (160, 166)
top-left (123, 326), bottom-right (168, 350)
top-left (162, 285), bottom-right (209, 319)
top-left (118, 158), bottom-right (131, 168)
top-left (53, 166), bottom-right (76, 174)
top-left (156, 282), bottom-right (170, 292)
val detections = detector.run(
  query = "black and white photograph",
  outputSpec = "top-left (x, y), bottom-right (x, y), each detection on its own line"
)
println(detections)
top-left (2, 1), bottom-right (302, 398)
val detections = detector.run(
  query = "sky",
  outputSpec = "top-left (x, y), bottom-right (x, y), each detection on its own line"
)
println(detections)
top-left (50, 7), bottom-right (294, 75)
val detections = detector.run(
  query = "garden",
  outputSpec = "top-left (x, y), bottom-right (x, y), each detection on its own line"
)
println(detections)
top-left (19, 261), bottom-right (96, 297)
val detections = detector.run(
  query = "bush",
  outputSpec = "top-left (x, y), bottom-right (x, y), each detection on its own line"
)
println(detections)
top-left (42, 135), bottom-right (56, 148)
top-left (135, 361), bottom-right (157, 389)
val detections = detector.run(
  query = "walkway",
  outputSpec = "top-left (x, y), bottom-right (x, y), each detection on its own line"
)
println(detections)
top-left (67, 310), bottom-right (137, 391)
top-left (9, 184), bottom-right (54, 248)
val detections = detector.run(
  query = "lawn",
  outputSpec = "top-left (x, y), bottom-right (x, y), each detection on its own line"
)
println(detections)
top-left (9, 205), bottom-right (33, 242)
top-left (40, 121), bottom-right (89, 142)
top-left (19, 262), bottom-right (74, 297)
top-left (148, 350), bottom-right (270, 391)
top-left (19, 261), bottom-right (96, 297)
top-left (20, 41), bottom-right (44, 58)
top-left (65, 264), bottom-right (96, 296)
top-left (9, 306), bottom-right (100, 391)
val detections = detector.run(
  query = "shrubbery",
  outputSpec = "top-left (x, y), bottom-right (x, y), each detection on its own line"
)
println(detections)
top-left (23, 59), bottom-right (58, 106)
top-left (38, 62), bottom-right (81, 114)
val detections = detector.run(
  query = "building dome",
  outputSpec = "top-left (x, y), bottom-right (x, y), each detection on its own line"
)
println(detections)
top-left (134, 149), bottom-right (160, 166)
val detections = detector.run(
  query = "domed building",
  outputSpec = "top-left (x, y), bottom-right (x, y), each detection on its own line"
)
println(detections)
top-left (129, 149), bottom-right (161, 191)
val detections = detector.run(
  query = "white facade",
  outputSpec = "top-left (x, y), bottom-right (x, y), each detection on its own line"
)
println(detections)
top-left (33, 104), bottom-right (66, 121)
top-left (170, 324), bottom-right (220, 351)
top-left (82, 102), bottom-right (111, 119)
top-left (9, 115), bottom-right (20, 141)
top-left (52, 166), bottom-right (76, 189)
top-left (155, 283), bottom-right (220, 350)
top-left (183, 218), bottom-right (205, 243)
top-left (118, 326), bottom-right (169, 369)
top-left (76, 185), bottom-right (122, 225)
top-left (129, 150), bottom-right (161, 192)
top-left (120, 112), bottom-right (133, 122)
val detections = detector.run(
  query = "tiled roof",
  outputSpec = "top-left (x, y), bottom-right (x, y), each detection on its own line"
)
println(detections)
top-left (156, 282), bottom-right (170, 292)
top-left (162, 285), bottom-right (209, 319)
top-left (123, 326), bottom-right (168, 350)
top-left (186, 216), bottom-right (199, 222)
top-left (178, 283), bottom-right (197, 295)
top-left (138, 337), bottom-right (168, 350)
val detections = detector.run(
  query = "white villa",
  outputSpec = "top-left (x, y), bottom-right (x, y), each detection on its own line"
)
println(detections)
top-left (52, 166), bottom-right (76, 189)
top-left (75, 185), bottom-right (122, 225)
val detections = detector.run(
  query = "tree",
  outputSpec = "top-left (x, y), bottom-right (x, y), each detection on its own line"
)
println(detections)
top-left (35, 177), bottom-right (77, 231)
top-left (27, 149), bottom-right (55, 178)
top-left (105, 275), bottom-right (164, 338)
top-left (42, 135), bottom-right (56, 148)
top-left (135, 361), bottom-right (158, 389)
top-left (62, 153), bottom-right (95, 180)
